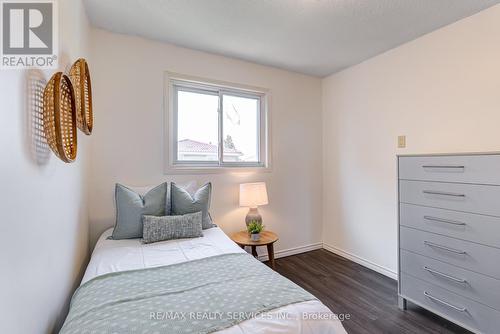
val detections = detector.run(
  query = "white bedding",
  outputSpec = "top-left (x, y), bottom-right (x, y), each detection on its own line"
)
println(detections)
top-left (82, 227), bottom-right (347, 334)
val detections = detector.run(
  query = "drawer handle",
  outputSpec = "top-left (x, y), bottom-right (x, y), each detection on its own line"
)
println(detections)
top-left (422, 190), bottom-right (466, 197)
top-left (423, 216), bottom-right (466, 226)
top-left (424, 291), bottom-right (467, 312)
top-left (423, 266), bottom-right (467, 283)
top-left (424, 241), bottom-right (467, 255)
top-left (422, 165), bottom-right (465, 169)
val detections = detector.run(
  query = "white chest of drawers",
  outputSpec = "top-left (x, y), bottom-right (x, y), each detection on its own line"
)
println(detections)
top-left (398, 153), bottom-right (500, 334)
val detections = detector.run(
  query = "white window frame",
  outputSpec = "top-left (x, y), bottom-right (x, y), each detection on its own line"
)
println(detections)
top-left (164, 72), bottom-right (271, 174)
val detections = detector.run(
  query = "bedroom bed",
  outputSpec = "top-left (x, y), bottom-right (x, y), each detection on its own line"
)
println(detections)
top-left (61, 227), bottom-right (347, 334)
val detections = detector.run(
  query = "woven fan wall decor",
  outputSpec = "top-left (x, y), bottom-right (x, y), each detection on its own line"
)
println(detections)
top-left (43, 72), bottom-right (77, 163)
top-left (69, 58), bottom-right (93, 135)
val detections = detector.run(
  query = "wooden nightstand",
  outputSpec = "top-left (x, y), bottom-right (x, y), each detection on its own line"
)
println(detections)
top-left (231, 230), bottom-right (279, 269)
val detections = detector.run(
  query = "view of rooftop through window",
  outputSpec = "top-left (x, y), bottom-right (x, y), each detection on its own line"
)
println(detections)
top-left (176, 89), bottom-right (260, 163)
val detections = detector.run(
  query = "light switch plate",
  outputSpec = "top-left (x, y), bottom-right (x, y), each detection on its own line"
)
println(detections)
top-left (398, 135), bottom-right (406, 148)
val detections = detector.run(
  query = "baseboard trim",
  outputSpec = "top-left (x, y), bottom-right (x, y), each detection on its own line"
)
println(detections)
top-left (323, 243), bottom-right (398, 280)
top-left (256, 242), bottom-right (323, 261)
top-left (255, 241), bottom-right (398, 281)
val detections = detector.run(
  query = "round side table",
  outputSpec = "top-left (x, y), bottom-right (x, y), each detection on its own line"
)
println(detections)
top-left (231, 230), bottom-right (279, 269)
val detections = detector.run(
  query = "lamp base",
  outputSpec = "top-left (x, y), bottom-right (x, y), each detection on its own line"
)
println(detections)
top-left (245, 207), bottom-right (262, 226)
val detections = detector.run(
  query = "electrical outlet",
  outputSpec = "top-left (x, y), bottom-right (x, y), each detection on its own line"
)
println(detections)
top-left (398, 135), bottom-right (406, 148)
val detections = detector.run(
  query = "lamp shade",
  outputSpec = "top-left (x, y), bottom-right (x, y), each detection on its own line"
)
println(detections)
top-left (239, 182), bottom-right (268, 207)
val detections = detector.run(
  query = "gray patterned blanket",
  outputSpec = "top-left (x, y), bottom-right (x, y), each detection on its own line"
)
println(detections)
top-left (60, 253), bottom-right (317, 334)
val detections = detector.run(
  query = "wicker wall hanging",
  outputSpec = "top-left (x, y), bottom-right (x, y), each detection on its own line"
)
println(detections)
top-left (69, 58), bottom-right (93, 135)
top-left (43, 72), bottom-right (77, 163)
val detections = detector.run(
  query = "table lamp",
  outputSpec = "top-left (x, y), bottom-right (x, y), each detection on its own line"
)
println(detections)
top-left (239, 182), bottom-right (269, 226)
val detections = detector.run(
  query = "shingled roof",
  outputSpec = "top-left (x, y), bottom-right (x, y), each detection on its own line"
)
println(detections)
top-left (178, 139), bottom-right (242, 154)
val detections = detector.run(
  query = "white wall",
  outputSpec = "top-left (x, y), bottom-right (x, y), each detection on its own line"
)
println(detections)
top-left (88, 29), bottom-right (324, 256)
top-left (322, 4), bottom-right (500, 278)
top-left (0, 1), bottom-right (91, 333)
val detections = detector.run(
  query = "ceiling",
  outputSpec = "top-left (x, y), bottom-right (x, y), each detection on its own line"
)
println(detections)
top-left (83, 0), bottom-right (499, 77)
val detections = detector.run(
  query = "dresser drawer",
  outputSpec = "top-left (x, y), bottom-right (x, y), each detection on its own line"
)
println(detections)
top-left (400, 203), bottom-right (500, 248)
top-left (401, 273), bottom-right (500, 334)
top-left (400, 180), bottom-right (500, 217)
top-left (400, 250), bottom-right (500, 311)
top-left (399, 155), bottom-right (500, 185)
top-left (400, 226), bottom-right (500, 279)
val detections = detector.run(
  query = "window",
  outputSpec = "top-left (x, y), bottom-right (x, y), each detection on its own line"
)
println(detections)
top-left (166, 75), bottom-right (269, 171)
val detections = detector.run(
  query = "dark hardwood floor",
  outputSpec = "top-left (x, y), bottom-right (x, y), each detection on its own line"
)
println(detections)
top-left (271, 249), bottom-right (472, 334)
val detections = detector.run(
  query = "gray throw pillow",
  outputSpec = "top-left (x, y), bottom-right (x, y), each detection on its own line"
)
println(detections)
top-left (171, 182), bottom-right (215, 229)
top-left (142, 212), bottom-right (203, 244)
top-left (112, 183), bottom-right (167, 239)
top-left (165, 181), bottom-right (197, 215)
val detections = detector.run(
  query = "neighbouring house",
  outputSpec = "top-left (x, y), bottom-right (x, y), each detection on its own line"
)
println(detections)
top-left (178, 139), bottom-right (243, 161)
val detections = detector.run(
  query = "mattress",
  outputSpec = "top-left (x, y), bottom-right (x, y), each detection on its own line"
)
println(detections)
top-left (82, 227), bottom-right (347, 334)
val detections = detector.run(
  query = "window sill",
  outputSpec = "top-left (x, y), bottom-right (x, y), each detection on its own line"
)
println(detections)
top-left (164, 164), bottom-right (272, 175)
